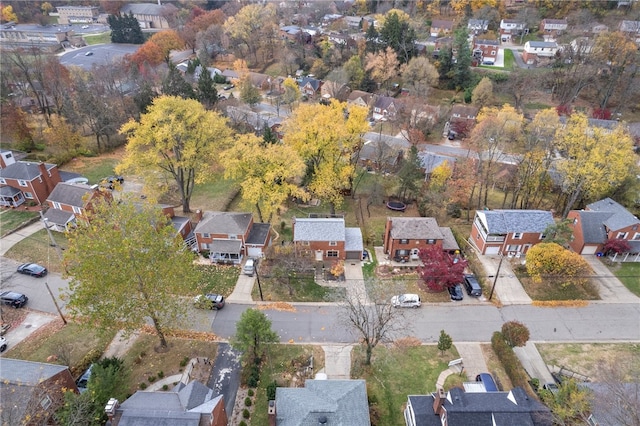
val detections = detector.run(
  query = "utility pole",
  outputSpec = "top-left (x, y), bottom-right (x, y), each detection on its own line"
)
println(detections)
top-left (39, 211), bottom-right (63, 261)
top-left (255, 261), bottom-right (264, 301)
top-left (40, 211), bottom-right (67, 324)
top-left (489, 255), bottom-right (504, 301)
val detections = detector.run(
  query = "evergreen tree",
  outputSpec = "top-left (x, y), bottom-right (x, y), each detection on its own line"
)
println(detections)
top-left (133, 81), bottom-right (157, 115)
top-left (108, 12), bottom-right (144, 44)
top-left (365, 24), bottom-right (379, 53)
top-left (379, 12), bottom-right (416, 63)
top-left (438, 330), bottom-right (453, 355)
top-left (162, 62), bottom-right (196, 99)
top-left (451, 29), bottom-right (474, 90)
top-left (262, 124), bottom-right (278, 145)
top-left (197, 68), bottom-right (218, 108)
top-left (437, 46), bottom-right (454, 86)
top-left (397, 145), bottom-right (424, 201)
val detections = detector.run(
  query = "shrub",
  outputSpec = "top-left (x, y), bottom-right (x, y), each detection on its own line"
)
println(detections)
top-left (239, 422), bottom-right (247, 426)
top-left (139, 382), bottom-right (147, 389)
top-left (148, 376), bottom-right (156, 382)
top-left (242, 409), bottom-right (250, 419)
top-left (247, 389), bottom-right (254, 397)
top-left (162, 384), bottom-right (168, 391)
top-left (266, 380), bottom-right (277, 400)
top-left (491, 332), bottom-right (533, 394)
top-left (71, 348), bottom-right (102, 377)
top-left (501, 321), bottom-right (530, 347)
top-left (247, 376), bottom-right (258, 388)
top-left (180, 356), bottom-right (189, 367)
top-left (244, 397), bottom-right (252, 407)
top-left (158, 370), bottom-right (164, 379)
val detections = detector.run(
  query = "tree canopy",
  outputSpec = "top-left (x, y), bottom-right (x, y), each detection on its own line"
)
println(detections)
top-left (232, 308), bottom-right (279, 360)
top-left (526, 242), bottom-right (592, 288)
top-left (108, 12), bottom-right (144, 44)
top-left (118, 96), bottom-right (233, 212)
top-left (417, 245), bottom-right (467, 292)
top-left (63, 197), bottom-right (201, 349)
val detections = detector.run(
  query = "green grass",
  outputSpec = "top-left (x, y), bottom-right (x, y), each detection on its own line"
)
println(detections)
top-left (4, 229), bottom-right (69, 274)
top-left (60, 157), bottom-right (120, 185)
top-left (0, 210), bottom-right (39, 236)
top-left (84, 32), bottom-right (111, 45)
top-left (524, 102), bottom-right (553, 110)
top-left (352, 344), bottom-right (457, 425)
top-left (608, 262), bottom-right (640, 296)
top-left (197, 264), bottom-right (240, 297)
top-left (503, 48), bottom-right (515, 70)
top-left (254, 274), bottom-right (346, 302)
top-left (190, 177), bottom-right (240, 212)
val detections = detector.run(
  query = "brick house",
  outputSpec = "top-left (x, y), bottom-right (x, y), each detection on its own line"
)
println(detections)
top-left (193, 211), bottom-right (271, 263)
top-left (347, 90), bottom-right (374, 109)
top-left (0, 359), bottom-right (79, 425)
top-left (447, 105), bottom-right (479, 138)
top-left (568, 198), bottom-right (640, 260)
top-left (43, 182), bottom-right (111, 232)
top-left (0, 161), bottom-right (62, 207)
top-left (299, 77), bottom-right (322, 98)
top-left (373, 96), bottom-right (400, 121)
top-left (383, 217), bottom-right (460, 262)
top-left (469, 209), bottom-right (555, 255)
top-left (430, 20), bottom-right (454, 37)
top-left (473, 39), bottom-right (500, 65)
top-left (292, 217), bottom-right (363, 261)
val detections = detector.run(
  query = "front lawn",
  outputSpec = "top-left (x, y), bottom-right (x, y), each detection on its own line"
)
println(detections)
top-left (197, 264), bottom-right (240, 297)
top-left (254, 273), bottom-right (346, 302)
top-left (0, 210), bottom-right (39, 236)
top-left (608, 262), bottom-right (640, 296)
top-left (513, 264), bottom-right (600, 301)
top-left (83, 32), bottom-right (111, 45)
top-left (503, 48), bottom-right (515, 69)
top-left (4, 229), bottom-right (69, 274)
top-left (352, 343), bottom-right (457, 425)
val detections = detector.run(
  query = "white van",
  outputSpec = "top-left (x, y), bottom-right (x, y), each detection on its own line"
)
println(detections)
top-left (243, 258), bottom-right (255, 276)
top-left (390, 293), bottom-right (421, 308)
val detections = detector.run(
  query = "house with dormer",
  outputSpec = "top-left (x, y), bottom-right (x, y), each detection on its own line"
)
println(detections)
top-left (470, 209), bottom-right (555, 255)
top-left (373, 96), bottom-right (400, 121)
top-left (292, 216), bottom-right (363, 261)
top-left (43, 183), bottom-right (111, 232)
top-left (299, 76), bottom-right (322, 98)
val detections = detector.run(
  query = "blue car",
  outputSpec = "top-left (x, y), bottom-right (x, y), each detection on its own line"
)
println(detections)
top-left (17, 263), bottom-right (47, 277)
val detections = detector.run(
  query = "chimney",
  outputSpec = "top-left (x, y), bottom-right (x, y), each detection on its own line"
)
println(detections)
top-left (105, 398), bottom-right (119, 421)
top-left (38, 163), bottom-right (54, 194)
top-left (433, 388), bottom-right (446, 415)
top-left (194, 209), bottom-right (203, 223)
top-left (268, 400), bottom-right (276, 426)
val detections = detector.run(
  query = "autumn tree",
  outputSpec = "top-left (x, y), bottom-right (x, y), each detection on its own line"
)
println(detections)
top-left (365, 46), bottom-right (400, 94)
top-left (501, 321), bottom-right (530, 347)
top-left (437, 330), bottom-right (453, 355)
top-left (344, 55), bottom-right (366, 90)
top-left (1, 5), bottom-right (17, 22)
top-left (221, 134), bottom-right (307, 222)
top-left (118, 96), bottom-right (233, 212)
top-left (555, 113), bottom-right (637, 217)
top-left (148, 30), bottom-right (184, 62)
top-left (232, 308), bottom-right (279, 361)
top-left (43, 116), bottom-right (83, 156)
top-left (417, 245), bottom-right (468, 292)
top-left (472, 77), bottom-right (493, 107)
top-left (223, 3), bottom-right (278, 67)
top-left (602, 238), bottom-right (632, 256)
top-left (429, 161), bottom-right (453, 192)
top-left (445, 157), bottom-right (479, 221)
top-left (239, 76), bottom-right (261, 107)
top-left (525, 243), bottom-right (592, 289)
top-left (64, 197), bottom-right (201, 349)
top-left (181, 9), bottom-right (226, 53)
top-left (282, 77), bottom-right (301, 111)
top-left (1, 105), bottom-right (35, 151)
top-left (401, 57), bottom-right (439, 95)
top-left (282, 100), bottom-right (369, 214)
top-left (540, 379), bottom-right (592, 425)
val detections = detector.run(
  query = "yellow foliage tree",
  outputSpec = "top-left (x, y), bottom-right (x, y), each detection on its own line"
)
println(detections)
top-left (43, 116), bottom-right (83, 154)
top-left (526, 243), bottom-right (592, 288)
top-left (1, 5), bottom-right (17, 22)
top-left (374, 8), bottom-right (410, 27)
top-left (429, 160), bottom-right (452, 192)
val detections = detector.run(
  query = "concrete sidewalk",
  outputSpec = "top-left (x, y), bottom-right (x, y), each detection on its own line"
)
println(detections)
top-left (0, 221), bottom-right (44, 256)
top-left (513, 342), bottom-right (555, 384)
top-left (320, 344), bottom-right (353, 379)
top-left (583, 256), bottom-right (639, 303)
top-left (2, 311), bottom-right (56, 354)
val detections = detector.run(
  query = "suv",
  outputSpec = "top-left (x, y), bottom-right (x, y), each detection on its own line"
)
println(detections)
top-left (463, 274), bottom-right (482, 297)
top-left (243, 258), bottom-right (255, 276)
top-left (194, 294), bottom-right (225, 310)
top-left (0, 291), bottom-right (28, 308)
top-left (390, 294), bottom-right (421, 308)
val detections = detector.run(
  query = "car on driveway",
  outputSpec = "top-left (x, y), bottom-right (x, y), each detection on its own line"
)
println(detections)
top-left (391, 293), bottom-right (421, 308)
top-left (0, 291), bottom-right (28, 308)
top-left (448, 284), bottom-right (464, 301)
top-left (100, 175), bottom-right (124, 189)
top-left (17, 263), bottom-right (47, 277)
top-left (463, 273), bottom-right (482, 297)
top-left (194, 294), bottom-right (225, 310)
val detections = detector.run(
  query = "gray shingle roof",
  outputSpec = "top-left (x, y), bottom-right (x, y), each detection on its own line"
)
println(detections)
top-left (388, 217), bottom-right (444, 240)
top-left (0, 161), bottom-right (56, 181)
top-left (374, 96), bottom-right (395, 110)
top-left (0, 358), bottom-right (69, 384)
top-left (479, 210), bottom-right (554, 234)
top-left (440, 227), bottom-right (460, 251)
top-left (194, 211), bottom-right (252, 235)
top-left (576, 211), bottom-right (610, 244)
top-left (43, 208), bottom-right (74, 226)
top-left (345, 227), bottom-right (363, 252)
top-left (0, 186), bottom-right (21, 196)
top-left (586, 197), bottom-right (640, 231)
top-left (47, 183), bottom-right (94, 207)
top-left (120, 3), bottom-right (177, 16)
top-left (293, 218), bottom-right (346, 242)
top-left (246, 222), bottom-right (271, 245)
top-left (300, 77), bottom-right (320, 91)
top-left (209, 239), bottom-right (242, 253)
top-left (276, 379), bottom-right (370, 426)
top-left (528, 41), bottom-right (558, 48)
top-left (418, 152), bottom-right (457, 174)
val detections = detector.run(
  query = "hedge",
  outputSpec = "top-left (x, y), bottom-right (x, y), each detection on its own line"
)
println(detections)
top-left (491, 332), bottom-right (536, 397)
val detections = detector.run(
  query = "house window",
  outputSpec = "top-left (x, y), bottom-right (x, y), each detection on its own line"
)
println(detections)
top-left (491, 50), bottom-right (496, 55)
top-left (5, 153), bottom-right (11, 159)
top-left (400, 239), bottom-right (409, 244)
top-left (200, 243), bottom-right (209, 250)
top-left (507, 244), bottom-right (521, 252)
top-left (228, 235), bottom-right (238, 240)
top-left (632, 233), bottom-right (640, 240)
top-left (617, 232), bottom-right (628, 239)
top-left (326, 250), bottom-right (339, 258)
top-left (52, 202), bottom-right (61, 209)
top-left (72, 206), bottom-right (82, 214)
top-left (40, 395), bottom-right (52, 410)
top-left (24, 192), bottom-right (33, 199)
top-left (302, 241), bottom-right (310, 246)
top-left (427, 239), bottom-right (436, 244)
top-left (540, 233), bottom-right (546, 240)
top-left (18, 180), bottom-right (27, 187)
top-left (0, 178), bottom-right (5, 184)
top-left (513, 233), bottom-right (523, 239)
top-left (203, 233), bottom-right (210, 238)
top-left (329, 241), bottom-right (337, 246)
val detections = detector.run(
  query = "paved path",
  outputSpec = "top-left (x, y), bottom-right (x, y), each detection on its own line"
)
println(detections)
top-left (0, 221), bottom-right (44, 256)
top-left (583, 256), bottom-right (640, 303)
top-left (226, 273), bottom-right (255, 303)
top-left (1, 311), bottom-right (56, 355)
top-left (321, 344), bottom-right (353, 379)
top-left (102, 330), bottom-right (141, 359)
top-left (475, 254), bottom-right (532, 305)
top-left (454, 342), bottom-right (490, 380)
top-left (514, 342), bottom-right (555, 384)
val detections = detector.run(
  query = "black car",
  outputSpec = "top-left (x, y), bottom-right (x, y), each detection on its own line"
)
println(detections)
top-left (448, 284), bottom-right (464, 301)
top-left (463, 273), bottom-right (482, 297)
top-left (194, 294), bottom-right (225, 310)
top-left (101, 175), bottom-right (124, 189)
top-left (0, 291), bottom-right (28, 308)
top-left (17, 263), bottom-right (47, 277)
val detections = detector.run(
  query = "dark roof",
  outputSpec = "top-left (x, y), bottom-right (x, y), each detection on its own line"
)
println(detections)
top-left (58, 171), bottom-right (84, 182)
top-left (0, 358), bottom-right (69, 384)
top-left (389, 217), bottom-right (444, 240)
top-left (120, 3), bottom-right (177, 16)
top-left (209, 239), bottom-right (242, 253)
top-left (0, 186), bottom-right (21, 196)
top-left (276, 379), bottom-right (370, 426)
top-left (43, 208), bottom-right (74, 226)
top-left (478, 210), bottom-right (555, 234)
top-left (418, 152), bottom-right (457, 174)
top-left (451, 105), bottom-right (479, 119)
top-left (194, 211), bottom-right (252, 235)
top-left (576, 211), bottom-right (610, 244)
top-left (586, 197), bottom-right (640, 230)
top-left (300, 77), bottom-right (321, 91)
top-left (432, 20), bottom-right (454, 29)
top-left (0, 161), bottom-right (56, 181)
top-left (440, 227), bottom-right (460, 251)
top-left (475, 39), bottom-right (499, 46)
top-left (374, 96), bottom-right (396, 110)
top-left (47, 183), bottom-right (95, 207)
top-left (171, 215), bottom-right (190, 234)
top-left (246, 222), bottom-right (271, 246)
top-left (359, 140), bottom-right (401, 166)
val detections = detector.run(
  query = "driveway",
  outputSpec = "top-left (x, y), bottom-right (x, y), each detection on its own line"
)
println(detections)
top-left (514, 342), bottom-right (555, 384)
top-left (207, 343), bottom-right (242, 418)
top-left (582, 256), bottom-right (639, 303)
top-left (474, 254), bottom-right (532, 305)
top-left (455, 342), bottom-right (490, 380)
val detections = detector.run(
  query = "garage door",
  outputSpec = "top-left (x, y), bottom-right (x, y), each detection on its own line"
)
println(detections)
top-left (581, 245), bottom-right (598, 255)
top-left (485, 246), bottom-right (500, 255)
top-left (247, 246), bottom-right (262, 258)
top-left (345, 251), bottom-right (361, 260)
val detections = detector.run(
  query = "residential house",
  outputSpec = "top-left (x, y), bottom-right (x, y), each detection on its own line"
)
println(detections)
top-left (383, 217), bottom-right (460, 261)
top-left (468, 19), bottom-right (489, 34)
top-left (619, 20), bottom-right (640, 34)
top-left (569, 37), bottom-right (595, 57)
top-left (500, 19), bottom-right (525, 42)
top-left (418, 152), bottom-right (457, 178)
top-left (469, 209), bottom-right (555, 255)
top-left (299, 76), bottom-right (322, 98)
top-left (359, 139), bottom-right (403, 173)
top-left (344, 16), bottom-right (363, 29)
top-left (347, 90), bottom-right (374, 109)
top-left (43, 183), bottom-right (110, 232)
top-left (248, 72), bottom-right (273, 92)
top-left (280, 25), bottom-right (312, 44)
top-left (404, 387), bottom-right (552, 426)
top-left (221, 69), bottom-right (239, 83)
top-left (568, 197), bottom-right (640, 260)
top-left (591, 23), bottom-right (609, 34)
top-left (540, 18), bottom-right (568, 35)
top-left (56, 5), bottom-right (99, 24)
top-left (321, 80), bottom-right (351, 101)
top-left (193, 211), bottom-right (271, 263)
top-left (430, 20), bottom-right (454, 37)
top-left (447, 104), bottom-right (479, 138)
top-left (120, 3), bottom-right (178, 30)
top-left (0, 149), bottom-right (16, 169)
top-left (373, 96), bottom-right (400, 121)
top-left (0, 358), bottom-right (79, 425)
top-left (161, 204), bottom-right (194, 243)
top-left (522, 41), bottom-right (558, 65)
top-left (270, 379), bottom-right (371, 426)
top-left (473, 38), bottom-right (500, 65)
top-left (327, 33), bottom-right (356, 48)
top-left (322, 14), bottom-right (344, 25)
top-left (105, 381), bottom-right (227, 426)
top-left (292, 216), bottom-right (363, 261)
top-left (0, 161), bottom-right (62, 207)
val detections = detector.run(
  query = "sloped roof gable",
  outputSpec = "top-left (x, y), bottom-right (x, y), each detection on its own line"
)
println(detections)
top-left (389, 217), bottom-right (444, 240)
top-left (479, 210), bottom-right (555, 234)
top-left (47, 183), bottom-right (95, 207)
top-left (586, 197), bottom-right (640, 231)
top-left (194, 211), bottom-right (252, 235)
top-left (294, 218), bottom-right (346, 242)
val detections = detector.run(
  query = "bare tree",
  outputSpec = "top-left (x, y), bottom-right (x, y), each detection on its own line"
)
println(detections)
top-left (339, 280), bottom-right (409, 365)
top-left (590, 355), bottom-right (640, 426)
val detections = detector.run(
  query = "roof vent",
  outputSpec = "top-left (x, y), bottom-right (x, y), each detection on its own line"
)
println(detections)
top-left (318, 416), bottom-right (328, 424)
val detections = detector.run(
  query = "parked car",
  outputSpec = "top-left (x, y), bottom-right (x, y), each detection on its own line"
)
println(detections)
top-left (84, 51), bottom-right (93, 56)
top-left (243, 258), bottom-right (256, 276)
top-left (194, 293), bottom-right (225, 310)
top-left (542, 382), bottom-right (559, 394)
top-left (476, 373), bottom-right (498, 391)
top-left (17, 263), bottom-right (47, 277)
top-left (391, 293), bottom-right (421, 308)
top-left (223, 84), bottom-right (234, 90)
top-left (463, 274), bottom-right (482, 297)
top-left (81, 25), bottom-right (89, 29)
top-left (448, 284), bottom-right (464, 301)
top-left (100, 175), bottom-right (124, 189)
top-left (0, 336), bottom-right (7, 353)
top-left (0, 291), bottom-right (28, 308)
top-left (76, 364), bottom-right (93, 393)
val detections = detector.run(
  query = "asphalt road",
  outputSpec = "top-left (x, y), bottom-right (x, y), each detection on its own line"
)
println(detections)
top-left (207, 343), bottom-right (242, 417)
top-left (59, 44), bottom-right (140, 70)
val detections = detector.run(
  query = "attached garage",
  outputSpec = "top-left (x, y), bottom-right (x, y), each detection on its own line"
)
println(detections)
top-left (581, 245), bottom-right (599, 255)
top-left (345, 227), bottom-right (364, 261)
top-left (246, 246), bottom-right (263, 258)
top-left (484, 246), bottom-right (501, 255)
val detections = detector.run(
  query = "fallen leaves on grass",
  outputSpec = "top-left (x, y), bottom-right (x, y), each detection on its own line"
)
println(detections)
top-left (394, 337), bottom-right (422, 349)
top-left (532, 300), bottom-right (589, 308)
top-left (257, 302), bottom-right (297, 312)
top-left (140, 325), bottom-right (219, 341)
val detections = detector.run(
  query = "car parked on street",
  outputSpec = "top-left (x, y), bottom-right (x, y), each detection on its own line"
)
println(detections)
top-left (0, 336), bottom-right (7, 352)
top-left (0, 291), bottom-right (28, 308)
top-left (448, 284), bottom-right (464, 301)
top-left (17, 263), bottom-right (47, 277)
top-left (463, 273), bottom-right (482, 297)
top-left (194, 293), bottom-right (225, 310)
top-left (391, 293), bottom-right (421, 308)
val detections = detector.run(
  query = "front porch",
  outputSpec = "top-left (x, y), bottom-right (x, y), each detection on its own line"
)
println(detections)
top-left (0, 186), bottom-right (25, 208)
top-left (208, 239), bottom-right (243, 265)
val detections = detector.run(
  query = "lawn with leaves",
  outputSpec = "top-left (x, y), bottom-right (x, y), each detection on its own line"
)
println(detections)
top-left (197, 264), bottom-right (241, 296)
top-left (0, 210), bottom-right (39, 236)
top-left (352, 343), bottom-right (457, 426)
top-left (83, 32), bottom-right (111, 45)
top-left (254, 274), bottom-right (346, 302)
top-left (4, 229), bottom-right (69, 274)
top-left (60, 156), bottom-right (121, 185)
top-left (608, 262), bottom-right (640, 296)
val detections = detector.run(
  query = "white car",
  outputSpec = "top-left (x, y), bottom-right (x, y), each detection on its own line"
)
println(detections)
top-left (0, 336), bottom-right (7, 352)
top-left (391, 293), bottom-right (421, 308)
top-left (81, 25), bottom-right (89, 29)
